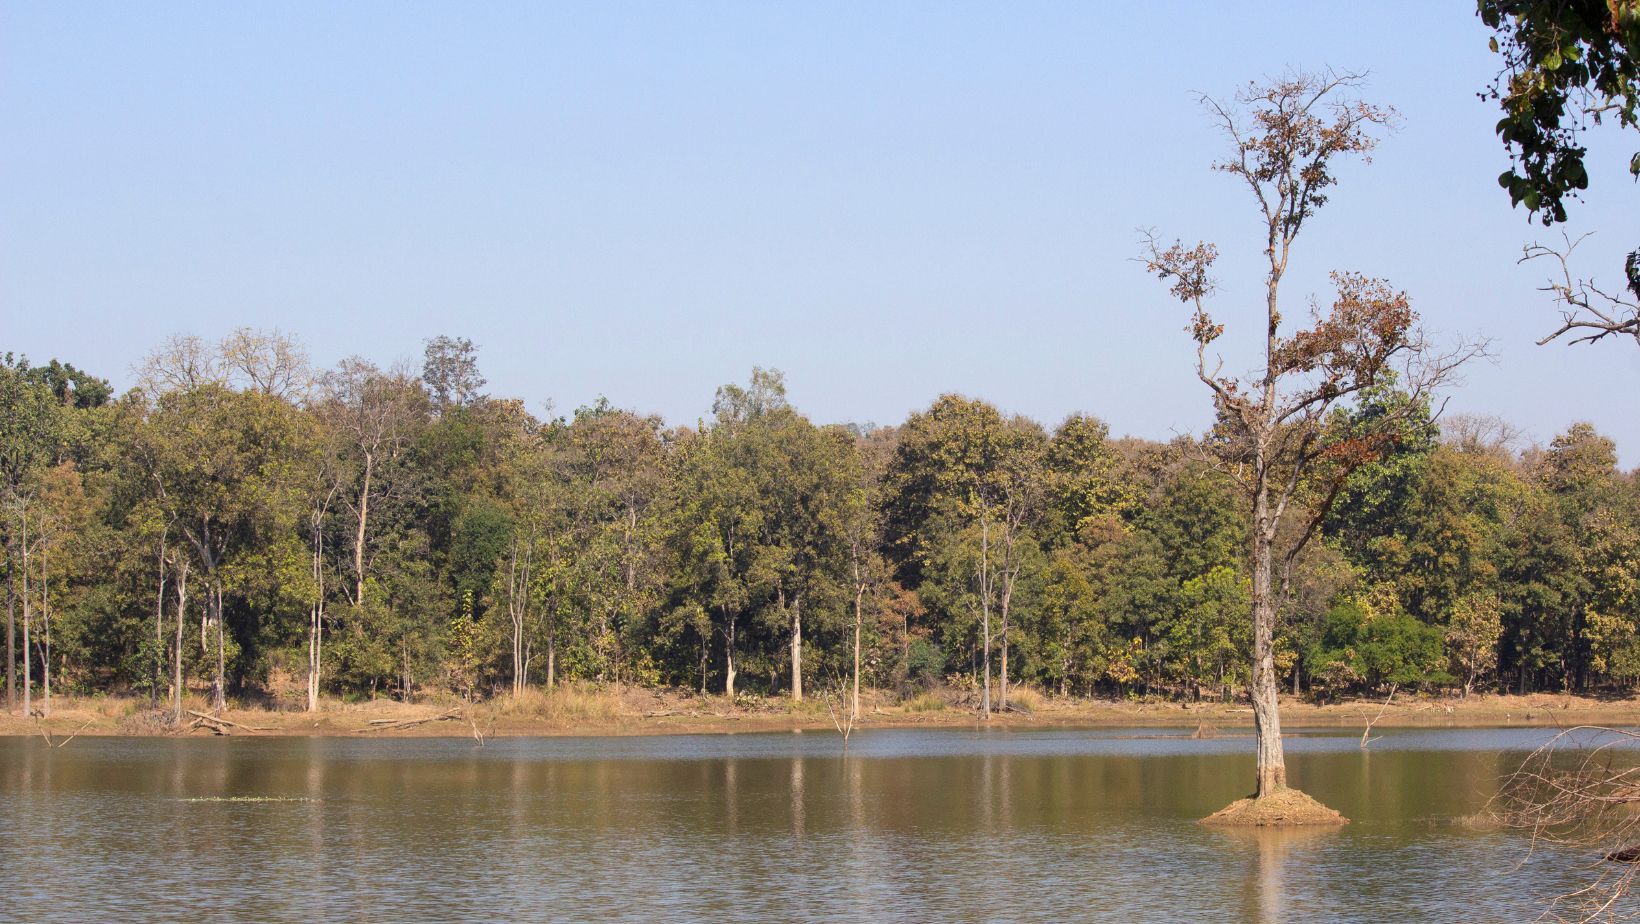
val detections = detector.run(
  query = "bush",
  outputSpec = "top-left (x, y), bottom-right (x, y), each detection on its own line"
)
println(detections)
top-left (1309, 601), bottom-right (1452, 693)
top-left (904, 638), bottom-right (946, 689)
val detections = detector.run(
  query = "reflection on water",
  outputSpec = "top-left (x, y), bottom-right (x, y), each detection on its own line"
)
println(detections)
top-left (0, 728), bottom-right (1603, 921)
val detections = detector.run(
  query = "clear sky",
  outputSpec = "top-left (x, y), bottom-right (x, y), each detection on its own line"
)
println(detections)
top-left (3, 2), bottom-right (1636, 463)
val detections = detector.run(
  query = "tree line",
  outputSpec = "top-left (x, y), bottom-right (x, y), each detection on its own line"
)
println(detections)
top-left (1, 331), bottom-right (1634, 719)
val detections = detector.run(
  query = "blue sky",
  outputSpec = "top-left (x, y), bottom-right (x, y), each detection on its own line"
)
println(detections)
top-left (3, 2), bottom-right (1636, 463)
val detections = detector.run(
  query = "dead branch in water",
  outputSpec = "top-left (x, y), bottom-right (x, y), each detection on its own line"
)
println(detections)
top-left (39, 718), bottom-right (97, 748)
top-left (1492, 725), bottom-right (1640, 922)
top-left (820, 675), bottom-right (857, 748)
top-left (1360, 685), bottom-right (1396, 749)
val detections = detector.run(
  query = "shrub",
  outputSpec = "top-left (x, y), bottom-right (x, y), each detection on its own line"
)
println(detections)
top-left (904, 639), bottom-right (945, 689)
top-left (1309, 601), bottom-right (1452, 693)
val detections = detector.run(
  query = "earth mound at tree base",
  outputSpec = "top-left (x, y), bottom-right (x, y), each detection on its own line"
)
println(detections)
top-left (1199, 787), bottom-right (1348, 826)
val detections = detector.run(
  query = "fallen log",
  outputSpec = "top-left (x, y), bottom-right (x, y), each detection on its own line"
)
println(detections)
top-left (362, 708), bottom-right (463, 732)
top-left (185, 710), bottom-right (274, 734)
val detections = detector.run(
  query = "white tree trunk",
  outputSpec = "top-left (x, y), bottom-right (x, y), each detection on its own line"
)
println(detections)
top-left (212, 585), bottom-right (226, 711)
top-left (172, 559), bottom-right (188, 725)
top-left (724, 610), bottom-right (737, 698)
top-left (1250, 506), bottom-right (1287, 797)
top-left (980, 518), bottom-right (991, 719)
top-left (852, 580), bottom-right (864, 721)
top-left (790, 592), bottom-right (802, 703)
top-left (20, 517), bottom-right (30, 718)
top-left (353, 455), bottom-right (372, 607)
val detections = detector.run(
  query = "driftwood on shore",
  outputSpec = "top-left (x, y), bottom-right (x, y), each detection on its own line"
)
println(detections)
top-left (185, 710), bottom-right (275, 735)
top-left (362, 708), bottom-right (464, 732)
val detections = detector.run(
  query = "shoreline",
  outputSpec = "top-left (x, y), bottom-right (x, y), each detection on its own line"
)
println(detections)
top-left (5, 690), bottom-right (1638, 741)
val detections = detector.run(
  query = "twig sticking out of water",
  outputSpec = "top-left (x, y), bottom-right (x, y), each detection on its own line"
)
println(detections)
top-left (820, 681), bottom-right (856, 749)
top-left (1360, 685), bottom-right (1396, 749)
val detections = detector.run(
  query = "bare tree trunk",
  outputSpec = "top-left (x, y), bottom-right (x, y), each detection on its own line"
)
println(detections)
top-left (509, 539), bottom-right (523, 697)
top-left (40, 552), bottom-right (49, 719)
top-left (307, 520), bottom-right (324, 712)
top-left (789, 590), bottom-right (803, 703)
top-left (6, 547), bottom-right (15, 714)
top-left (21, 517), bottom-right (31, 717)
top-left (400, 638), bottom-right (412, 702)
top-left (999, 570), bottom-right (1013, 711)
top-left (1250, 508), bottom-right (1287, 798)
top-left (980, 518), bottom-right (991, 719)
top-left (173, 559), bottom-right (188, 724)
top-left (852, 578), bottom-right (864, 722)
top-left (353, 454), bottom-right (372, 606)
top-left (155, 538), bottom-right (166, 703)
top-left (546, 599), bottom-right (557, 689)
top-left (212, 584), bottom-right (226, 711)
top-left (307, 603), bottom-right (321, 711)
top-left (724, 609), bottom-right (737, 698)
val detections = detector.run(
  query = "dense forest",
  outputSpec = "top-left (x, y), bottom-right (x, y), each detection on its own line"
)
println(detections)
top-left (1, 330), bottom-right (1636, 718)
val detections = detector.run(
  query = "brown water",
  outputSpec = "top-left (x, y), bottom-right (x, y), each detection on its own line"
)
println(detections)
top-left (0, 727), bottom-right (1615, 921)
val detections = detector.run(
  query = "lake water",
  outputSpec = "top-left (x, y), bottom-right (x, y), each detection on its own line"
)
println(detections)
top-left (0, 726), bottom-right (1618, 922)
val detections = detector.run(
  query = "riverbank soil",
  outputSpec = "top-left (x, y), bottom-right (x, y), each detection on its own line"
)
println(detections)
top-left (1199, 788), bottom-right (1349, 826)
top-left (3, 688), bottom-right (1638, 739)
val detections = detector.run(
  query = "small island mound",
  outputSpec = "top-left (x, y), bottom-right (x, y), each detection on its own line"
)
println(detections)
top-left (1200, 788), bottom-right (1348, 827)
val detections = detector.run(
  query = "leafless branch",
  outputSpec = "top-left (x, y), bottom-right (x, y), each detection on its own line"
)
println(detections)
top-left (1523, 235), bottom-right (1640, 349)
top-left (1493, 726), bottom-right (1640, 921)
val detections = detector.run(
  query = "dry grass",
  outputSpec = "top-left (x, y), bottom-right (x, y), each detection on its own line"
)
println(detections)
top-left (1005, 686), bottom-right (1045, 712)
top-left (785, 695), bottom-right (830, 717)
top-left (485, 685), bottom-right (625, 725)
top-left (903, 692), bottom-right (947, 713)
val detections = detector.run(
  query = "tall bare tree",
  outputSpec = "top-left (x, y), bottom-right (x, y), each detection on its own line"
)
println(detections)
top-left (220, 327), bottom-right (312, 399)
top-left (320, 359), bottom-right (425, 610)
top-left (135, 334), bottom-right (225, 395)
top-left (1144, 71), bottom-right (1479, 816)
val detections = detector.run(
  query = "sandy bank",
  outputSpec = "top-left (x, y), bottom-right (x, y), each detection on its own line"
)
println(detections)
top-left (5, 688), bottom-right (1638, 741)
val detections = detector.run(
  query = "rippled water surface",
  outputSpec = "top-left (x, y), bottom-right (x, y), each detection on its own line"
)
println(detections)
top-left (0, 726), bottom-right (1618, 921)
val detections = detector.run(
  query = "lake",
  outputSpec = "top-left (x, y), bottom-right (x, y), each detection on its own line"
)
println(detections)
top-left (0, 727), bottom-right (1611, 921)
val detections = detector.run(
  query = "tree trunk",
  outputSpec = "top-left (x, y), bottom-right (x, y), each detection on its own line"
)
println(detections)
top-left (852, 579), bottom-right (864, 722)
top-left (173, 559), bottom-right (188, 724)
top-left (40, 553), bottom-right (49, 719)
top-left (789, 590), bottom-right (803, 703)
top-left (41, 607), bottom-right (50, 720)
top-left (546, 599), bottom-right (557, 689)
top-left (307, 521), bottom-right (324, 713)
top-left (307, 601), bottom-right (322, 712)
top-left (211, 584), bottom-right (226, 711)
top-left (6, 546), bottom-right (15, 714)
top-left (21, 517), bottom-right (31, 717)
top-left (353, 454), bottom-right (373, 607)
top-left (509, 540), bottom-right (524, 697)
top-left (399, 638), bottom-right (412, 702)
top-left (999, 569), bottom-right (1013, 710)
top-left (724, 609), bottom-right (737, 698)
top-left (1249, 518), bottom-right (1287, 798)
top-left (980, 518), bottom-right (991, 719)
top-left (155, 539), bottom-right (166, 704)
